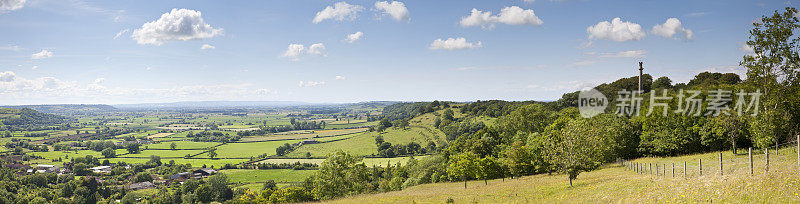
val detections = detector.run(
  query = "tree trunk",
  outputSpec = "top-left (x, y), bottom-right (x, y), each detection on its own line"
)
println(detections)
top-left (464, 178), bottom-right (467, 189)
top-left (484, 179), bottom-right (487, 185)
top-left (732, 139), bottom-right (737, 155)
top-left (569, 177), bottom-right (573, 187)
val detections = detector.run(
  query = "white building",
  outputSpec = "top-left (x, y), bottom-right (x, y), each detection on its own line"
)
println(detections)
top-left (89, 166), bottom-right (112, 174)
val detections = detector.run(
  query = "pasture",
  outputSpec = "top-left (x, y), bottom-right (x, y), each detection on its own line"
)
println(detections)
top-left (220, 169), bottom-right (317, 183)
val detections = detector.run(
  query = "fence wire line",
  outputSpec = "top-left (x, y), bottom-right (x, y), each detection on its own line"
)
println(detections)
top-left (622, 141), bottom-right (800, 178)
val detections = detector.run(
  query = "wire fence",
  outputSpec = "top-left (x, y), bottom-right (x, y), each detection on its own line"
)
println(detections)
top-left (621, 135), bottom-right (800, 179)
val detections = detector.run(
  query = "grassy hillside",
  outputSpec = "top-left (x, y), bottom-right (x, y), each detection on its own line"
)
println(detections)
top-left (328, 150), bottom-right (800, 203)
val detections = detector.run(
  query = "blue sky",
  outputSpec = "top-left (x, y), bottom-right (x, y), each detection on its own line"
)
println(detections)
top-left (0, 0), bottom-right (785, 105)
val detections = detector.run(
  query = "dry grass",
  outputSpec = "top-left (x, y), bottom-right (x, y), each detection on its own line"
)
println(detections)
top-left (146, 132), bottom-right (174, 139)
top-left (326, 150), bottom-right (800, 203)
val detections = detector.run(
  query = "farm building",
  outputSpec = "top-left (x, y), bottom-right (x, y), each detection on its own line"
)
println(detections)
top-left (89, 166), bottom-right (112, 174)
top-left (193, 168), bottom-right (217, 178)
top-left (126, 181), bottom-right (155, 191)
top-left (35, 164), bottom-right (58, 173)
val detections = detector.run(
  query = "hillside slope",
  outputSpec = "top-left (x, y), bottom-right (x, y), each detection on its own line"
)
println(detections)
top-left (327, 150), bottom-right (800, 203)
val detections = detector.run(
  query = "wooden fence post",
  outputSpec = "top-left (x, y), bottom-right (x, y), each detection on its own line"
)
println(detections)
top-left (749, 148), bottom-right (753, 176)
top-left (683, 161), bottom-right (687, 178)
top-left (699, 159), bottom-right (702, 176)
top-left (766, 148), bottom-right (770, 172)
top-left (672, 163), bottom-right (675, 178)
top-left (719, 152), bottom-right (723, 176)
top-left (655, 164), bottom-right (658, 176)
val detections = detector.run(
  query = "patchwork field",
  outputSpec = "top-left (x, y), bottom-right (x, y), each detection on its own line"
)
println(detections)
top-left (194, 140), bottom-right (304, 158)
top-left (144, 141), bottom-right (221, 149)
top-left (220, 169), bottom-right (317, 183)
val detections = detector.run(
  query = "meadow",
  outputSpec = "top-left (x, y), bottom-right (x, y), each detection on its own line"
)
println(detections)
top-left (220, 169), bottom-right (317, 183)
top-left (328, 150), bottom-right (800, 203)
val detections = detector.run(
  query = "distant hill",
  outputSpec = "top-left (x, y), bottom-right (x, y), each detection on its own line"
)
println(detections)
top-left (0, 108), bottom-right (74, 130)
top-left (0, 104), bottom-right (117, 115)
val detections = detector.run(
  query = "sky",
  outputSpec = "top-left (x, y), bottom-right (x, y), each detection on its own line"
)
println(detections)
top-left (0, 0), bottom-right (787, 105)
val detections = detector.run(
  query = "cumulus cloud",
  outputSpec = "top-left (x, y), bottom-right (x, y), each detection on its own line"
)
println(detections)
top-left (307, 43), bottom-right (326, 56)
top-left (200, 44), bottom-right (216, 50)
top-left (587, 17), bottom-right (646, 42)
top-left (345, 31), bottom-right (363, 43)
top-left (281, 44), bottom-right (305, 61)
top-left (374, 1), bottom-right (409, 22)
top-left (651, 18), bottom-right (693, 40)
top-left (0, 0), bottom-right (25, 11)
top-left (429, 37), bottom-right (482, 50)
top-left (113, 29), bottom-right (129, 40)
top-left (31, 65), bottom-right (38, 70)
top-left (599, 50), bottom-right (647, 58)
top-left (281, 43), bottom-right (326, 60)
top-left (93, 78), bottom-right (105, 84)
top-left (298, 81), bottom-right (326, 87)
top-left (460, 6), bottom-right (542, 29)
top-left (313, 2), bottom-right (364, 24)
top-left (31, 50), bottom-right (53, 59)
top-left (0, 71), bottom-right (15, 82)
top-left (131, 8), bottom-right (223, 45)
top-left (335, 75), bottom-right (346, 80)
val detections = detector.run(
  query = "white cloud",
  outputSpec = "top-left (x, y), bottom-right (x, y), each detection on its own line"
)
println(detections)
top-left (0, 45), bottom-right (21, 51)
top-left (598, 50), bottom-right (647, 58)
top-left (31, 50), bottom-right (53, 59)
top-left (374, 1), bottom-right (409, 22)
top-left (113, 29), bottom-right (129, 40)
top-left (281, 43), bottom-right (325, 60)
top-left (345, 31), bottom-right (364, 43)
top-left (0, 71), bottom-right (15, 82)
top-left (567, 59), bottom-right (600, 67)
top-left (587, 17), bottom-right (646, 42)
top-left (460, 6), bottom-right (542, 29)
top-left (312, 2), bottom-right (364, 24)
top-left (255, 88), bottom-right (273, 95)
top-left (0, 71), bottom-right (284, 104)
top-left (523, 0), bottom-right (535, 3)
top-left (651, 18), bottom-right (693, 40)
top-left (307, 43), bottom-right (326, 56)
top-left (0, 0), bottom-right (25, 11)
top-left (281, 44), bottom-right (305, 61)
top-left (131, 8), bottom-right (223, 45)
top-left (298, 81), bottom-right (326, 87)
top-left (200, 44), bottom-right (216, 50)
top-left (335, 75), bottom-right (346, 80)
top-left (145, 66), bottom-right (152, 71)
top-left (740, 44), bottom-right (754, 53)
top-left (495, 6), bottom-right (543, 26)
top-left (31, 65), bottom-right (38, 70)
top-left (429, 37), bottom-right (482, 50)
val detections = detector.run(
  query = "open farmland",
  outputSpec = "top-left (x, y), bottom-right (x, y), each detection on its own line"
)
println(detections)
top-left (221, 169), bottom-right (317, 183)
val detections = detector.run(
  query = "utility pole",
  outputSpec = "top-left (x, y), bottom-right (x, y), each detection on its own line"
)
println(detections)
top-left (638, 61), bottom-right (643, 93)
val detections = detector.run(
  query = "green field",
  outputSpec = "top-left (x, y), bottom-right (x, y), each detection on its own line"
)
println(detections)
top-left (108, 158), bottom-right (248, 168)
top-left (144, 141), bottom-right (221, 149)
top-left (220, 169), bottom-right (317, 183)
top-left (286, 132), bottom-right (378, 157)
top-left (258, 156), bottom-right (427, 167)
top-left (122, 150), bottom-right (205, 158)
top-left (194, 140), bottom-right (304, 159)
